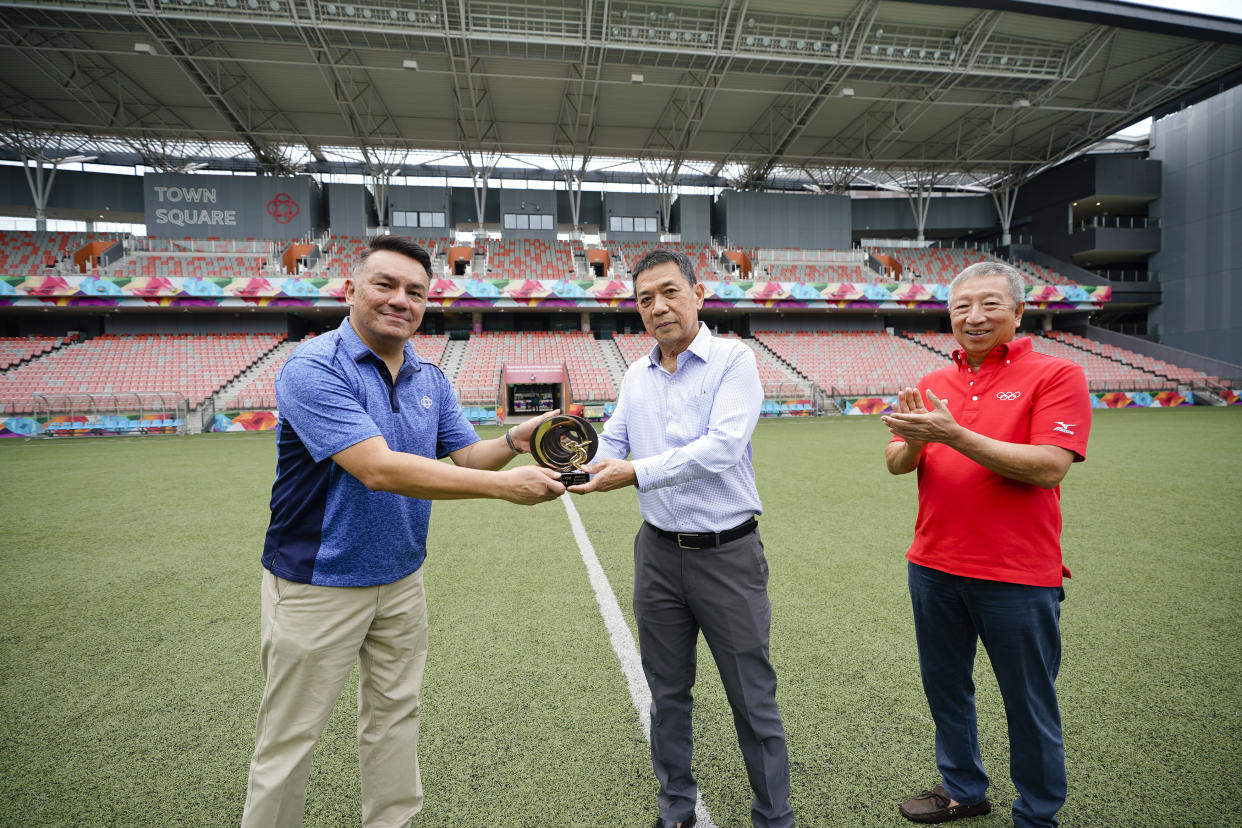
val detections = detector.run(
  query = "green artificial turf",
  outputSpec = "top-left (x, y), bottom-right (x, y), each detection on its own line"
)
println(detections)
top-left (0, 408), bottom-right (1238, 827)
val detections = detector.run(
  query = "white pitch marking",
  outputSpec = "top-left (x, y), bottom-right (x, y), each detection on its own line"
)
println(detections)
top-left (560, 494), bottom-right (716, 828)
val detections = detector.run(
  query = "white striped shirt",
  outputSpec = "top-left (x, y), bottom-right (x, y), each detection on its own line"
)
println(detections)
top-left (596, 323), bottom-right (764, 532)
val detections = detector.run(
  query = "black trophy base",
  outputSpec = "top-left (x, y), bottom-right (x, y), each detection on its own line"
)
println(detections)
top-left (559, 470), bottom-right (590, 486)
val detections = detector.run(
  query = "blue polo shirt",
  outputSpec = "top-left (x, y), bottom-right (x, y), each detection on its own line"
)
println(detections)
top-left (262, 318), bottom-right (479, 586)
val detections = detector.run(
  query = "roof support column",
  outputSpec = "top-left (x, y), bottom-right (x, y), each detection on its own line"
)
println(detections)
top-left (554, 155), bottom-right (589, 235)
top-left (464, 152), bottom-right (500, 234)
top-left (905, 176), bottom-right (940, 243)
top-left (22, 158), bottom-right (57, 232)
top-left (991, 182), bottom-right (1020, 247)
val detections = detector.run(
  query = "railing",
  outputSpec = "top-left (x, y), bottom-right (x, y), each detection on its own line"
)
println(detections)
top-left (1094, 321), bottom-right (1156, 338)
top-left (758, 248), bottom-right (868, 264)
top-left (1094, 269), bottom-right (1159, 282)
top-left (1074, 216), bottom-right (1160, 231)
top-left (859, 238), bottom-right (935, 249)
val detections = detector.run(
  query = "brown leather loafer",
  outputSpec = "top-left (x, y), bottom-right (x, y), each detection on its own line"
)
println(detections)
top-left (899, 785), bottom-right (991, 824)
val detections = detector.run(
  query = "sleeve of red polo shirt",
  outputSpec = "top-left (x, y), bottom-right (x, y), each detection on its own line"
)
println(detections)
top-left (1028, 359), bottom-right (1092, 461)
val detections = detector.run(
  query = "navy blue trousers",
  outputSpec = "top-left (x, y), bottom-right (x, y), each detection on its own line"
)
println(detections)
top-left (908, 561), bottom-right (1067, 828)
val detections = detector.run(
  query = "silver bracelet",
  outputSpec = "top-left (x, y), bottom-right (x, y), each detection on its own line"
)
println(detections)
top-left (504, 429), bottom-right (522, 454)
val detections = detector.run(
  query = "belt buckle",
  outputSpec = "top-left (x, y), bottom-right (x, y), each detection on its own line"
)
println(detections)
top-left (676, 533), bottom-right (697, 549)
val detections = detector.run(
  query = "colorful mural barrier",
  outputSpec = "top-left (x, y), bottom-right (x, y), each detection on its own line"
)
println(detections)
top-left (1, 414), bottom-right (184, 437)
top-left (839, 389), bottom-right (1198, 415)
top-left (842, 397), bottom-right (898, 416)
top-left (761, 398), bottom-right (816, 416)
top-left (0, 274), bottom-right (1112, 312)
top-left (211, 410), bottom-right (278, 432)
top-left (1091, 390), bottom-right (1194, 408)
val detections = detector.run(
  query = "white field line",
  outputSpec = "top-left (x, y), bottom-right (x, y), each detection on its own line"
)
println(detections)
top-left (560, 494), bottom-right (716, 828)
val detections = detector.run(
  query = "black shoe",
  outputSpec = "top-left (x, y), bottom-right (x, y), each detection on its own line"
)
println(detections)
top-left (652, 812), bottom-right (696, 828)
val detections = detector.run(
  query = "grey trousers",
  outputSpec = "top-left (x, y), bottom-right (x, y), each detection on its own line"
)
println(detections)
top-left (634, 521), bottom-right (794, 828)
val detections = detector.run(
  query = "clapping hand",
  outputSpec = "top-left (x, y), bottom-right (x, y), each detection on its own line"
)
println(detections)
top-left (881, 388), bottom-right (958, 447)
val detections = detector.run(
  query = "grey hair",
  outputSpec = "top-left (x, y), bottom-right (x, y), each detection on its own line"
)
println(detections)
top-left (948, 261), bottom-right (1025, 307)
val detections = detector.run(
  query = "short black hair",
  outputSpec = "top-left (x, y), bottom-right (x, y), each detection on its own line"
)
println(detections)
top-left (630, 247), bottom-right (696, 288)
top-left (355, 234), bottom-right (432, 278)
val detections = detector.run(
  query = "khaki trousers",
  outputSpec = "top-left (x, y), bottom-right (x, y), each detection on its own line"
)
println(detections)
top-left (241, 568), bottom-right (428, 828)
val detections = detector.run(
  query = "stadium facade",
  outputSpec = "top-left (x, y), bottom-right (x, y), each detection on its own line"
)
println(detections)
top-left (0, 0), bottom-right (1240, 434)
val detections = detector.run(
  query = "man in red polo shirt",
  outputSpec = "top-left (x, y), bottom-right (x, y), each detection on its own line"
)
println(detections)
top-left (881, 261), bottom-right (1091, 828)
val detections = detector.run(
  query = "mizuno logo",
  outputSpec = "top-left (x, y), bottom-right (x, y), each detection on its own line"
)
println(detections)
top-left (1053, 421), bottom-right (1076, 435)
top-left (996, 391), bottom-right (1022, 401)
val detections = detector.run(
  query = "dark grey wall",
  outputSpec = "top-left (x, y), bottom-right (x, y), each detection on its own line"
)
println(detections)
top-left (450, 186), bottom-right (499, 226)
top-left (387, 185), bottom-right (451, 237)
top-left (106, 313), bottom-right (288, 334)
top-left (144, 173), bottom-right (325, 239)
top-left (556, 190), bottom-right (604, 230)
top-left (852, 195), bottom-right (996, 238)
top-left (671, 195), bottom-right (711, 243)
top-left (1015, 155), bottom-right (1161, 262)
top-left (326, 183), bottom-right (372, 236)
top-left (497, 190), bottom-right (557, 239)
top-left (717, 191), bottom-right (851, 249)
top-left (752, 314), bottom-right (883, 332)
top-left (0, 167), bottom-right (144, 215)
top-left (1148, 83), bottom-right (1242, 365)
top-left (603, 193), bottom-right (661, 240)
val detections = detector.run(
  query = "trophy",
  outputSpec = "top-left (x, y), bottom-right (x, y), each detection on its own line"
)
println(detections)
top-left (530, 414), bottom-right (599, 486)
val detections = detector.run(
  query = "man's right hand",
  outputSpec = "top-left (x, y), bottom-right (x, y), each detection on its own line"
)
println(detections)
top-left (498, 465), bottom-right (565, 505)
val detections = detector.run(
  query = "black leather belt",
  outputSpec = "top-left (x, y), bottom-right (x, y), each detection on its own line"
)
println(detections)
top-left (648, 517), bottom-right (758, 550)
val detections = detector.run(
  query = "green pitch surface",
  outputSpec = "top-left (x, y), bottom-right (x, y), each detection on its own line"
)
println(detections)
top-left (1, 408), bottom-right (1239, 827)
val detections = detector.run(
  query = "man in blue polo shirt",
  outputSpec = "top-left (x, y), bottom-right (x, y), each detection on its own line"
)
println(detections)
top-left (241, 235), bottom-right (564, 828)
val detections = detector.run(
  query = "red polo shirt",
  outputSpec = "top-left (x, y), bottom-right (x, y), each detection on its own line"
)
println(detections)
top-left (895, 337), bottom-right (1091, 587)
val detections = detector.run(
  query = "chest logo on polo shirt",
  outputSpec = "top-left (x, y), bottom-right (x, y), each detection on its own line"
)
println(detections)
top-left (1053, 421), bottom-right (1076, 435)
top-left (420, 395), bottom-right (432, 409)
top-left (996, 391), bottom-right (1022, 401)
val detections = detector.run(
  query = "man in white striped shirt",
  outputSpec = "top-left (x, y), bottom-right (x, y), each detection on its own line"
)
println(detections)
top-left (570, 249), bottom-right (793, 828)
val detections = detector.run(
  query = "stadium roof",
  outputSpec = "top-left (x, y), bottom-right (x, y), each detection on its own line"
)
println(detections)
top-left (2, 0), bottom-right (1241, 193)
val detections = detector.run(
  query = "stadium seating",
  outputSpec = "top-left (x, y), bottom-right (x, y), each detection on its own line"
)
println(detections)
top-left (715, 333), bottom-right (809, 396)
top-left (604, 242), bottom-right (720, 280)
top-left (0, 332), bottom-right (285, 414)
top-left (753, 249), bottom-right (868, 282)
top-left (906, 330), bottom-right (1195, 391)
top-left (1014, 259), bottom-right (1074, 286)
top-left (220, 333), bottom-right (446, 410)
top-left (452, 331), bottom-right (616, 405)
top-left (755, 330), bottom-right (950, 396)
top-left (0, 231), bottom-right (108, 277)
top-left (0, 335), bottom-right (67, 369)
top-left (1044, 331), bottom-right (1218, 387)
top-left (620, 329), bottom-right (846, 398)
top-left (613, 332), bottom-right (654, 366)
top-left (868, 246), bottom-right (990, 284)
top-left (485, 239), bottom-right (576, 280)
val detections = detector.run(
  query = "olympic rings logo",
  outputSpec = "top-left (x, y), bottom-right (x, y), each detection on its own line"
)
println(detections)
top-left (996, 391), bottom-right (1022, 401)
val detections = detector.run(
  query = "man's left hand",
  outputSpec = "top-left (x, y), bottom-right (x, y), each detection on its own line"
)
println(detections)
top-left (507, 409), bottom-right (560, 454)
top-left (566, 457), bottom-right (637, 494)
top-left (881, 390), bottom-right (961, 446)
